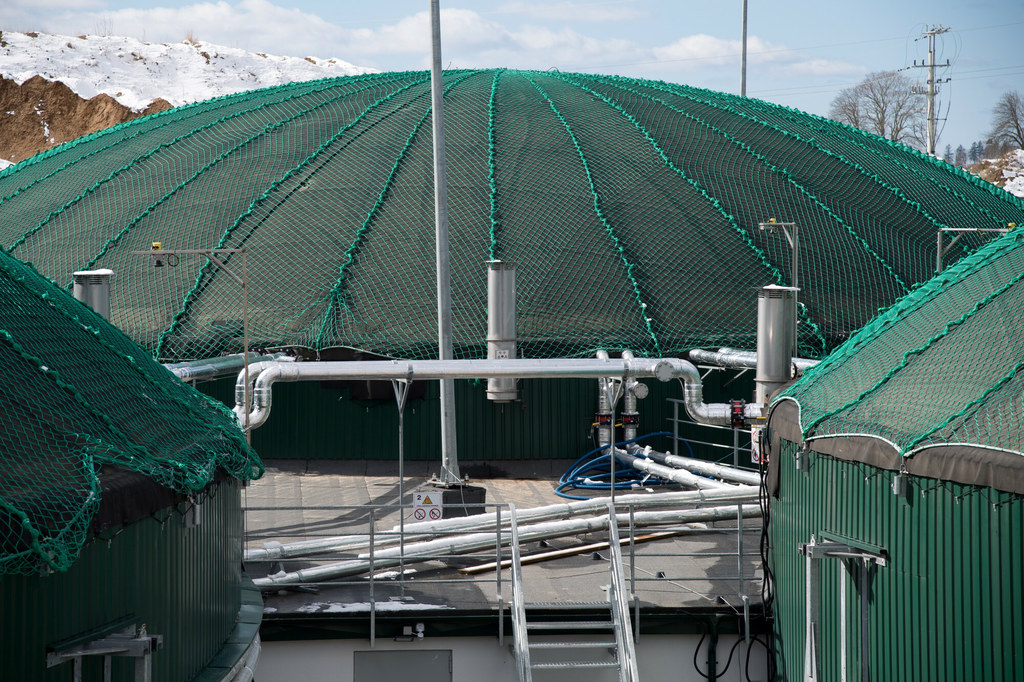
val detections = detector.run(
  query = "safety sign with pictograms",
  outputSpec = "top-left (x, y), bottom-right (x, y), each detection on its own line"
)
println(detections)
top-left (412, 491), bottom-right (442, 521)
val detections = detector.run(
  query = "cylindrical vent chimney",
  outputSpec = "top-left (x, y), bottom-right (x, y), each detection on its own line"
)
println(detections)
top-left (73, 269), bottom-right (114, 321)
top-left (755, 285), bottom-right (796, 404)
top-left (486, 260), bottom-right (517, 402)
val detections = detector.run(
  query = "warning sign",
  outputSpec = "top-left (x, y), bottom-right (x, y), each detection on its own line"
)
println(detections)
top-left (413, 491), bottom-right (442, 521)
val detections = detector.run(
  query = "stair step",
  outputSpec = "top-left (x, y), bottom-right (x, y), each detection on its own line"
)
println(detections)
top-left (531, 660), bottom-right (619, 670)
top-left (529, 640), bottom-right (615, 650)
top-left (525, 601), bottom-right (608, 610)
top-left (527, 620), bottom-right (613, 631)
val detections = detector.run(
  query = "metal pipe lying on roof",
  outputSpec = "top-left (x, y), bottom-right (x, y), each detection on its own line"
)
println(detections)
top-left (252, 504), bottom-right (761, 589)
top-left (164, 352), bottom-right (289, 382)
top-left (624, 444), bottom-right (761, 486)
top-left (615, 447), bottom-right (734, 490)
top-left (234, 357), bottom-right (763, 430)
top-left (244, 486), bottom-right (759, 562)
top-left (688, 347), bottom-right (818, 373)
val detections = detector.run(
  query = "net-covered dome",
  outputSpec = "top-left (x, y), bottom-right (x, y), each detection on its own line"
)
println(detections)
top-left (0, 249), bottom-right (261, 575)
top-left (771, 228), bottom-right (1024, 493)
top-left (1, 69), bottom-right (1021, 362)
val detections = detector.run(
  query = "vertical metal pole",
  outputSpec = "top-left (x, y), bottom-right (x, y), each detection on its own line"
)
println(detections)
top-left (936, 230), bottom-right (944, 273)
top-left (369, 508), bottom-right (376, 647)
top-left (840, 560), bottom-right (848, 682)
top-left (789, 224), bottom-right (799, 356)
top-left (241, 250), bottom-right (251, 444)
top-left (927, 31), bottom-right (936, 156)
top-left (740, 0), bottom-right (748, 97)
top-left (392, 379), bottom-right (410, 597)
top-left (430, 0), bottom-right (459, 484)
top-left (860, 562), bottom-right (869, 682)
top-left (496, 504), bottom-right (504, 646)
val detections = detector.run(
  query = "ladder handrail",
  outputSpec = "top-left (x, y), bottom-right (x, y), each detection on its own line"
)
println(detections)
top-left (606, 503), bottom-right (640, 682)
top-left (508, 504), bottom-right (532, 682)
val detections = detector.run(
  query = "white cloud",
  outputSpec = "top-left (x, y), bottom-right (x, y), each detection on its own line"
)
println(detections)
top-left (496, 1), bottom-right (646, 23)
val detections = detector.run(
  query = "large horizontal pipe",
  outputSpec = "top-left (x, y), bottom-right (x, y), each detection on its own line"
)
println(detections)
top-left (244, 486), bottom-right (759, 561)
top-left (252, 504), bottom-right (761, 589)
top-left (626, 444), bottom-right (762, 486)
top-left (164, 352), bottom-right (288, 382)
top-left (234, 357), bottom-right (763, 430)
top-left (689, 347), bottom-right (818, 373)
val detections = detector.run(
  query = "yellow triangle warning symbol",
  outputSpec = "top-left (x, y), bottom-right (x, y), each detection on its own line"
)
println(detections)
top-left (422, 495), bottom-right (433, 505)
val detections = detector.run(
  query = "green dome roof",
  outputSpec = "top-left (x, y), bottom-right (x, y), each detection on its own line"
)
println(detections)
top-left (0, 249), bottom-right (261, 574)
top-left (1, 69), bottom-right (1021, 361)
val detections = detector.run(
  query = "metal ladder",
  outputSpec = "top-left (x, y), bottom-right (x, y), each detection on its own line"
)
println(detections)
top-left (509, 503), bottom-right (639, 682)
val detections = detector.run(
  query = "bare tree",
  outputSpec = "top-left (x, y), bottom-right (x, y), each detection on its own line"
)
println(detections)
top-left (989, 91), bottom-right (1024, 149)
top-left (828, 71), bottom-right (926, 148)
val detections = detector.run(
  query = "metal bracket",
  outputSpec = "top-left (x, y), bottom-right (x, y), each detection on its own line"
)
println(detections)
top-left (47, 625), bottom-right (163, 682)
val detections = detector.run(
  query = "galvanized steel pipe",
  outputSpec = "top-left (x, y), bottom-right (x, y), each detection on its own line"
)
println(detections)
top-left (688, 347), bottom-right (818, 373)
top-left (234, 356), bottom-right (755, 430)
top-left (244, 486), bottom-right (759, 561)
top-left (252, 504), bottom-right (761, 589)
top-left (625, 444), bottom-right (761, 486)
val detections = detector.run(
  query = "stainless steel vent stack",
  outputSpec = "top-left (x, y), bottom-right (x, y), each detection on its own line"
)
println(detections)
top-left (486, 260), bottom-right (517, 402)
top-left (73, 269), bottom-right (114, 320)
top-left (755, 285), bottom-right (797, 405)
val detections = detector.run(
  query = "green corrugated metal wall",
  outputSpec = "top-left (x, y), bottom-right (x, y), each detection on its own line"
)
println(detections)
top-left (769, 439), bottom-right (1024, 681)
top-left (0, 478), bottom-right (244, 681)
top-left (201, 370), bottom-right (750, 462)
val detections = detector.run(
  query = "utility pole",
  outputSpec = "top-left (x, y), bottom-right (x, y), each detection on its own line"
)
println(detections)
top-left (911, 25), bottom-right (950, 156)
top-left (740, 0), bottom-right (748, 97)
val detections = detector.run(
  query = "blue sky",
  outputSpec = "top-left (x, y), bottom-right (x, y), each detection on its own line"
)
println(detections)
top-left (2, 1), bottom-right (1021, 151)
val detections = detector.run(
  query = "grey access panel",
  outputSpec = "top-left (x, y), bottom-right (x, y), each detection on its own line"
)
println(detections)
top-left (354, 649), bottom-right (452, 682)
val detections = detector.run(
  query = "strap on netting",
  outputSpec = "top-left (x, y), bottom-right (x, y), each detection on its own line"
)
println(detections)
top-left (522, 72), bottom-right (661, 356)
top-left (156, 74), bottom-right (432, 357)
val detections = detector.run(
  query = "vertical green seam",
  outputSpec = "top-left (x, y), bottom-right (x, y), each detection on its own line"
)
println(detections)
top-left (522, 72), bottom-right (661, 356)
top-left (583, 74), bottom-right (910, 295)
top-left (802, 261), bottom-right (1024, 437)
top-left (314, 71), bottom-right (477, 348)
top-left (8, 72), bottom-right (412, 257)
top-left (554, 74), bottom-right (834, 354)
top-left (487, 69), bottom-right (504, 261)
top-left (156, 75), bottom-right (432, 358)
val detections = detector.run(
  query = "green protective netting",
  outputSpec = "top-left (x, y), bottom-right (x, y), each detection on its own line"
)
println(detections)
top-left (0, 249), bottom-right (261, 575)
top-left (1, 69), bottom-right (1022, 362)
top-left (779, 227), bottom-right (1024, 457)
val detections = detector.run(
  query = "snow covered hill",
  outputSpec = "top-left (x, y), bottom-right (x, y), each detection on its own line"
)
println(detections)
top-left (0, 30), bottom-right (374, 168)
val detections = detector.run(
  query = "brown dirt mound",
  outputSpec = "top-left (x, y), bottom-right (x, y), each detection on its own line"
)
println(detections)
top-left (0, 75), bottom-right (172, 165)
top-left (968, 152), bottom-right (1017, 189)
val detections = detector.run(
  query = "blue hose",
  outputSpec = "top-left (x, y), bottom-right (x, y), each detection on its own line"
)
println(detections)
top-left (555, 431), bottom-right (696, 500)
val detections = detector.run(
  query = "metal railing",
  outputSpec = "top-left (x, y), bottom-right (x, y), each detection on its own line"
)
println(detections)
top-left (606, 503), bottom-right (640, 682)
top-left (507, 504), bottom-right (532, 682)
top-left (243, 496), bottom-right (762, 646)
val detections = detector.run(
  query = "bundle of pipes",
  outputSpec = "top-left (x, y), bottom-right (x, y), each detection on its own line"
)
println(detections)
top-left (244, 486), bottom-right (757, 563)
top-left (252, 502), bottom-right (760, 590)
top-left (617, 444), bottom-right (761, 489)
